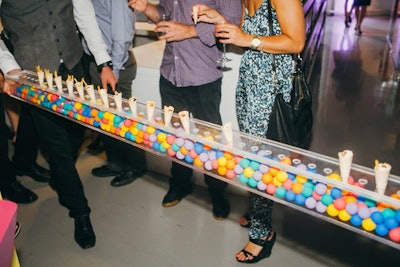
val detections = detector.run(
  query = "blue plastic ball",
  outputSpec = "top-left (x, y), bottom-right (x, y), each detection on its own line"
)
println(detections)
top-left (295, 194), bottom-right (306, 205)
top-left (350, 214), bottom-right (363, 227)
top-left (384, 217), bottom-right (399, 229)
top-left (285, 190), bottom-right (296, 202)
top-left (370, 211), bottom-right (385, 224)
top-left (375, 224), bottom-right (389, 236)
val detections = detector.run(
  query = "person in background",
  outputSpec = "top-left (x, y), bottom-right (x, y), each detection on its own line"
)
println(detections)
top-left (195, 0), bottom-right (305, 263)
top-left (0, 0), bottom-right (117, 249)
top-left (128, 0), bottom-right (242, 220)
top-left (84, 0), bottom-right (146, 187)
top-left (0, 18), bottom-right (50, 183)
top-left (344, 0), bottom-right (354, 28)
top-left (353, 0), bottom-right (370, 35)
top-left (0, 71), bottom-right (38, 204)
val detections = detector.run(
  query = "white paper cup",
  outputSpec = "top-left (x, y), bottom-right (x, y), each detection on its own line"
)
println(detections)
top-left (338, 150), bottom-right (353, 183)
top-left (374, 162), bottom-right (391, 194)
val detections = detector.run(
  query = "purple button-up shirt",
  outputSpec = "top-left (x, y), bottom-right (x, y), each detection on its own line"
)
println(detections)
top-left (156, 0), bottom-right (242, 87)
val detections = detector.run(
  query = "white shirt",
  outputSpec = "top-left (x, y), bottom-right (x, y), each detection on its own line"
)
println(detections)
top-left (0, 0), bottom-right (111, 74)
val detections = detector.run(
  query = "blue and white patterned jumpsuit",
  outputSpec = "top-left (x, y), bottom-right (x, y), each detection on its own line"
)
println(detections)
top-left (236, 0), bottom-right (293, 240)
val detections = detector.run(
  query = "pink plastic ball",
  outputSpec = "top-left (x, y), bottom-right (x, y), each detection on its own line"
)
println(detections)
top-left (266, 183), bottom-right (277, 195)
top-left (388, 227), bottom-right (400, 242)
top-left (333, 197), bottom-right (347, 210)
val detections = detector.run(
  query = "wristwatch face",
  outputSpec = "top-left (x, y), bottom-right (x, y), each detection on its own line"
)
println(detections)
top-left (251, 37), bottom-right (261, 50)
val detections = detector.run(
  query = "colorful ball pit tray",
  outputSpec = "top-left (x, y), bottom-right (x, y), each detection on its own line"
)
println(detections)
top-left (6, 70), bottom-right (400, 249)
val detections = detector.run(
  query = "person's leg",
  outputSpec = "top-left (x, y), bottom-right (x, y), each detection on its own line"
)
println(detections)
top-left (236, 194), bottom-right (275, 263)
top-left (160, 76), bottom-right (194, 206)
top-left (188, 78), bottom-right (230, 219)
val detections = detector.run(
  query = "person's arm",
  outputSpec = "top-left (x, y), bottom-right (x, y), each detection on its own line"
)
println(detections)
top-left (215, 0), bottom-right (305, 54)
top-left (110, 0), bottom-right (135, 79)
top-left (128, 0), bottom-right (159, 22)
top-left (72, 0), bottom-right (117, 90)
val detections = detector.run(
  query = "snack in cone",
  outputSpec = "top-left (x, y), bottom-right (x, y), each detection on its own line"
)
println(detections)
top-left (44, 69), bottom-right (53, 89)
top-left (222, 122), bottom-right (233, 147)
top-left (36, 65), bottom-right (45, 87)
top-left (74, 78), bottom-right (85, 99)
top-left (338, 150), bottom-right (353, 183)
top-left (179, 111), bottom-right (190, 134)
top-left (54, 71), bottom-right (63, 93)
top-left (98, 87), bottom-right (109, 107)
top-left (164, 105), bottom-right (174, 127)
top-left (114, 91), bottom-right (123, 111)
top-left (192, 5), bottom-right (199, 24)
top-left (86, 84), bottom-right (96, 103)
top-left (146, 101), bottom-right (155, 121)
top-left (374, 160), bottom-right (391, 194)
top-left (128, 97), bottom-right (137, 117)
top-left (66, 75), bottom-right (74, 96)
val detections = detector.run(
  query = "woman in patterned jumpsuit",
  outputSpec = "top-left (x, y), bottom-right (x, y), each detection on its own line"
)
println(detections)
top-left (195, 0), bottom-right (305, 263)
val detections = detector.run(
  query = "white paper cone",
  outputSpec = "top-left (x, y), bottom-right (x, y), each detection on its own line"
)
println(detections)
top-left (179, 111), bottom-right (190, 134)
top-left (98, 88), bottom-right (109, 107)
top-left (86, 85), bottom-right (96, 103)
top-left (338, 150), bottom-right (353, 183)
top-left (128, 97), bottom-right (137, 117)
top-left (114, 91), bottom-right (122, 111)
top-left (193, 6), bottom-right (199, 24)
top-left (75, 82), bottom-right (85, 99)
top-left (66, 79), bottom-right (74, 96)
top-left (164, 106), bottom-right (174, 127)
top-left (54, 76), bottom-right (63, 93)
top-left (146, 101), bottom-right (155, 121)
top-left (37, 71), bottom-right (45, 87)
top-left (222, 122), bottom-right (233, 147)
top-left (45, 73), bottom-right (53, 90)
top-left (374, 162), bottom-right (391, 194)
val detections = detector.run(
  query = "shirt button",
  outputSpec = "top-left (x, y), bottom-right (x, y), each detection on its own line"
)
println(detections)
top-left (53, 25), bottom-right (56, 29)
top-left (49, 11), bottom-right (53, 15)
top-left (56, 38), bottom-right (60, 42)
top-left (59, 52), bottom-right (63, 56)
top-left (174, 56), bottom-right (178, 60)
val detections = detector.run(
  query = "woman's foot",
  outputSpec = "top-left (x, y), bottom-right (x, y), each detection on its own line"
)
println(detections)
top-left (345, 13), bottom-right (351, 28)
top-left (235, 231), bottom-right (276, 263)
top-left (355, 26), bottom-right (362, 35)
top-left (239, 213), bottom-right (250, 228)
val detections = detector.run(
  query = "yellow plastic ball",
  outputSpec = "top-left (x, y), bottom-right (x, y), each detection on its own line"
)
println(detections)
top-left (243, 167), bottom-right (254, 178)
top-left (327, 204), bottom-right (339, 217)
top-left (327, 173), bottom-right (341, 181)
top-left (147, 126), bottom-right (156, 134)
top-left (218, 166), bottom-right (227, 176)
top-left (269, 167), bottom-right (280, 177)
top-left (194, 157), bottom-right (203, 167)
top-left (296, 175), bottom-right (308, 184)
top-left (217, 157), bottom-right (227, 167)
top-left (338, 209), bottom-right (351, 222)
top-left (362, 218), bottom-right (376, 232)
top-left (225, 159), bottom-right (236, 170)
top-left (276, 171), bottom-right (288, 183)
top-left (272, 177), bottom-right (283, 187)
top-left (157, 132), bottom-right (166, 142)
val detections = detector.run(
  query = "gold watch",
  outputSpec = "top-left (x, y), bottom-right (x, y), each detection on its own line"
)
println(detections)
top-left (250, 35), bottom-right (261, 50)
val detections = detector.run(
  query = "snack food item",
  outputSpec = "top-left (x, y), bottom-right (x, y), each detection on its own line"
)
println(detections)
top-left (146, 101), bottom-right (155, 121)
top-left (114, 91), bottom-right (122, 111)
top-left (338, 150), bottom-right (353, 183)
top-left (44, 69), bottom-right (53, 89)
top-left (192, 5), bottom-right (199, 24)
top-left (36, 65), bottom-right (45, 86)
top-left (66, 75), bottom-right (74, 96)
top-left (374, 160), bottom-right (391, 194)
top-left (86, 84), bottom-right (96, 103)
top-left (179, 110), bottom-right (190, 133)
top-left (128, 97), bottom-right (137, 117)
top-left (98, 87), bottom-right (109, 107)
top-left (54, 71), bottom-right (63, 93)
top-left (164, 105), bottom-right (174, 127)
top-left (222, 122), bottom-right (233, 147)
top-left (74, 78), bottom-right (85, 99)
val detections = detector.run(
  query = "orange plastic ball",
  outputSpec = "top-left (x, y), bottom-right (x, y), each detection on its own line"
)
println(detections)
top-left (261, 173), bottom-right (273, 185)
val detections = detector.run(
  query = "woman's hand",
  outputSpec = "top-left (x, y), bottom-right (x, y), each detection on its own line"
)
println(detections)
top-left (215, 23), bottom-right (251, 48)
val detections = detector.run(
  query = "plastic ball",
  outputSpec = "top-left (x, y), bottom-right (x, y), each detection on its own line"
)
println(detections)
top-left (257, 181), bottom-right (267, 191)
top-left (327, 204), bottom-right (339, 217)
top-left (275, 186), bottom-right (286, 199)
top-left (217, 166), bottom-right (227, 176)
top-left (302, 186), bottom-right (313, 198)
top-left (248, 178), bottom-right (258, 188)
top-left (225, 159), bottom-right (236, 170)
top-left (333, 197), bottom-right (346, 210)
top-left (375, 224), bottom-right (389, 236)
top-left (358, 207), bottom-right (371, 219)
top-left (350, 214), bottom-right (363, 227)
top-left (370, 211), bottom-right (385, 224)
top-left (316, 201), bottom-right (327, 213)
top-left (266, 184), bottom-right (277, 195)
top-left (239, 174), bottom-right (248, 184)
top-left (345, 202), bottom-right (358, 215)
top-left (249, 161), bottom-right (260, 171)
top-left (321, 194), bottom-right (334, 206)
top-left (330, 187), bottom-right (342, 199)
top-left (234, 165), bottom-right (244, 175)
top-left (253, 171), bottom-right (263, 181)
top-left (312, 191), bottom-right (322, 201)
top-left (388, 228), bottom-right (400, 242)
top-left (327, 173), bottom-right (341, 181)
top-left (305, 197), bottom-right (317, 209)
top-left (314, 183), bottom-right (327, 195)
top-left (382, 208), bottom-right (396, 219)
top-left (268, 166), bottom-right (280, 177)
top-left (239, 158), bottom-right (251, 168)
top-left (292, 183), bottom-right (303, 194)
top-left (295, 194), bottom-right (306, 206)
top-left (243, 167), bottom-right (254, 178)
top-left (282, 179), bottom-right (293, 190)
top-left (217, 157), bottom-right (227, 167)
top-left (261, 173), bottom-right (273, 185)
top-left (362, 218), bottom-right (376, 232)
top-left (259, 164), bottom-right (269, 174)
top-left (338, 210), bottom-right (351, 222)
top-left (276, 171), bottom-right (288, 183)
top-left (272, 177), bottom-right (283, 187)
top-left (285, 190), bottom-right (296, 202)
top-left (204, 160), bottom-right (213, 171)
top-left (395, 210), bottom-right (400, 223)
top-left (384, 217), bottom-right (399, 230)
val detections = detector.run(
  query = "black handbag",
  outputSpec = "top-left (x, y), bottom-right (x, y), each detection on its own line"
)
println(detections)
top-left (265, 1), bottom-right (313, 148)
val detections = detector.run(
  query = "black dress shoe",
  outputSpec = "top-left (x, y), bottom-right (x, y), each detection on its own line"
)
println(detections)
top-left (211, 193), bottom-right (230, 220)
top-left (162, 185), bottom-right (193, 207)
top-left (74, 215), bottom-right (96, 249)
top-left (15, 163), bottom-right (50, 182)
top-left (92, 165), bottom-right (122, 177)
top-left (110, 169), bottom-right (145, 187)
top-left (1, 181), bottom-right (38, 204)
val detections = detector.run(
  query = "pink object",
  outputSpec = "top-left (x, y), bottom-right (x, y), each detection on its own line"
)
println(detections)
top-left (0, 200), bottom-right (17, 267)
top-left (388, 227), bottom-right (400, 242)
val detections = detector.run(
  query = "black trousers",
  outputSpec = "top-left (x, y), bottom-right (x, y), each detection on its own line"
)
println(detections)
top-left (159, 75), bottom-right (227, 193)
top-left (85, 53), bottom-right (146, 171)
top-left (0, 95), bottom-right (16, 189)
top-left (31, 59), bottom-right (90, 218)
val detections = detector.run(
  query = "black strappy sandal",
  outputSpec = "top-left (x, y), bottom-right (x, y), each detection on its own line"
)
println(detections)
top-left (236, 231), bottom-right (277, 264)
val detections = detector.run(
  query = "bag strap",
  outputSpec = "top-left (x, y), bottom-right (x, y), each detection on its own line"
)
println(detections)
top-left (267, 0), bottom-right (279, 85)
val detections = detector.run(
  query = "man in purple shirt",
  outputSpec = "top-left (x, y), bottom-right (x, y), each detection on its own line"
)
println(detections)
top-left (129, 0), bottom-right (241, 220)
